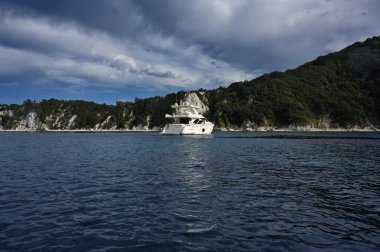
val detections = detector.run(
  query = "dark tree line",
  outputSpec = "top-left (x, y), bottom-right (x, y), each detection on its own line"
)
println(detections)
top-left (1, 36), bottom-right (379, 129)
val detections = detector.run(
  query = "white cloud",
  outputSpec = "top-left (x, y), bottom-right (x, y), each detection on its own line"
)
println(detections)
top-left (139, 0), bottom-right (380, 70)
top-left (0, 0), bottom-right (379, 97)
top-left (0, 11), bottom-right (254, 91)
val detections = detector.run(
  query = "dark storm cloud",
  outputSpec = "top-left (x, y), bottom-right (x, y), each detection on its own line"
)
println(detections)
top-left (1, 0), bottom-right (147, 38)
top-left (0, 0), bottom-right (379, 93)
top-left (135, 0), bottom-right (380, 70)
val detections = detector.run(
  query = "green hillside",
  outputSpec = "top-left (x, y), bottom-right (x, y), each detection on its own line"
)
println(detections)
top-left (1, 36), bottom-right (379, 130)
top-left (206, 36), bottom-right (380, 128)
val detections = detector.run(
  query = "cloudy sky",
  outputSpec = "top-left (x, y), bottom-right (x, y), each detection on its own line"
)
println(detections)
top-left (0, 0), bottom-right (379, 104)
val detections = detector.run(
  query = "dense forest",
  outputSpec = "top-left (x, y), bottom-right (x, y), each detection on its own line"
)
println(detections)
top-left (1, 36), bottom-right (379, 130)
top-left (207, 36), bottom-right (380, 128)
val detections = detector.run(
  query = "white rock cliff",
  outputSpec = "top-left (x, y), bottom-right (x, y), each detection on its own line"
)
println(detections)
top-left (183, 93), bottom-right (209, 114)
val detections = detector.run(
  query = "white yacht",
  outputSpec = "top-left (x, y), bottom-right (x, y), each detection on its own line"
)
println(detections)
top-left (161, 100), bottom-right (214, 135)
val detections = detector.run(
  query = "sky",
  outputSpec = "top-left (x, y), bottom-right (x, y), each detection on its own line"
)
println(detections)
top-left (0, 0), bottom-right (379, 104)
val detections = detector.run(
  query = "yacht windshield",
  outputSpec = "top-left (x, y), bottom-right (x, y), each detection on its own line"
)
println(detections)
top-left (179, 118), bottom-right (190, 124)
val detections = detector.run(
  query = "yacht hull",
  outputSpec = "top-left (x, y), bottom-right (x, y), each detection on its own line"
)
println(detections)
top-left (161, 123), bottom-right (214, 135)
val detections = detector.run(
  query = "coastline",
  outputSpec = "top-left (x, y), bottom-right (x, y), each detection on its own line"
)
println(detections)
top-left (0, 128), bottom-right (378, 132)
top-left (0, 129), bottom-right (160, 133)
top-left (215, 127), bottom-right (379, 132)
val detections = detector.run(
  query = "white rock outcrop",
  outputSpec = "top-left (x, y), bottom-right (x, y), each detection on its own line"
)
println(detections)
top-left (183, 93), bottom-right (209, 114)
top-left (132, 123), bottom-right (148, 131)
top-left (67, 115), bottom-right (77, 129)
top-left (15, 112), bottom-right (44, 130)
top-left (94, 116), bottom-right (117, 130)
top-left (0, 110), bottom-right (14, 117)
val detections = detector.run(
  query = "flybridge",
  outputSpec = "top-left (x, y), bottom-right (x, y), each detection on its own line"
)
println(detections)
top-left (161, 100), bottom-right (214, 135)
top-left (167, 101), bottom-right (204, 119)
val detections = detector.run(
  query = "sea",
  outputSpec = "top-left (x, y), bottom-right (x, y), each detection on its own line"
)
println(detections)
top-left (0, 131), bottom-right (379, 252)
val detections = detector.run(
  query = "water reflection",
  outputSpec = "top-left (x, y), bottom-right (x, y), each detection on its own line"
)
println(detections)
top-left (167, 137), bottom-right (218, 237)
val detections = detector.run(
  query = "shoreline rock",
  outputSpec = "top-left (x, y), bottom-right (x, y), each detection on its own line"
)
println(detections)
top-left (0, 127), bottom-right (378, 132)
top-left (214, 126), bottom-right (379, 132)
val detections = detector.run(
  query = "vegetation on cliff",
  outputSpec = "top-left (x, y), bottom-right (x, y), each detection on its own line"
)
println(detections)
top-left (0, 36), bottom-right (379, 130)
top-left (206, 36), bottom-right (380, 128)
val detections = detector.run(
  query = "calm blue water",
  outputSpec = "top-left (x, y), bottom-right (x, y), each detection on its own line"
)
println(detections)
top-left (0, 132), bottom-right (380, 251)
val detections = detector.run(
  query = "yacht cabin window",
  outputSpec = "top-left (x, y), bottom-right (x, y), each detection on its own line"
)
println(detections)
top-left (179, 118), bottom-right (190, 124)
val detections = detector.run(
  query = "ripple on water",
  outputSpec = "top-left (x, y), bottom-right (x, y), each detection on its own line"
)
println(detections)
top-left (0, 132), bottom-right (380, 251)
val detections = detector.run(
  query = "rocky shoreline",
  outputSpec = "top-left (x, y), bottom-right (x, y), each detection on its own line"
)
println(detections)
top-left (216, 126), bottom-right (379, 132)
top-left (1, 93), bottom-right (379, 133)
top-left (0, 127), bottom-right (378, 132)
